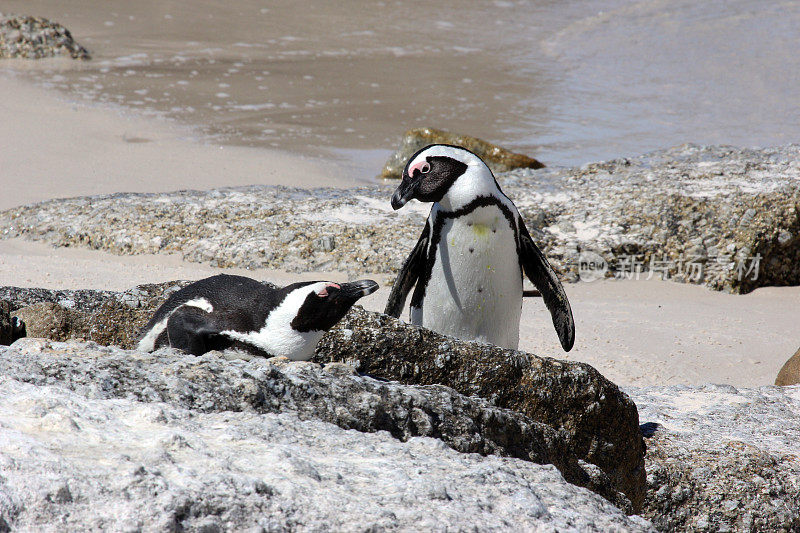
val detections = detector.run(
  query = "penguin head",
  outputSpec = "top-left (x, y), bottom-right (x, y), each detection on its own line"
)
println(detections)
top-left (391, 144), bottom-right (498, 211)
top-left (287, 279), bottom-right (379, 333)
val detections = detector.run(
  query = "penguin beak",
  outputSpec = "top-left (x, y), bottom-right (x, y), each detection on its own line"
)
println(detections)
top-left (391, 173), bottom-right (419, 210)
top-left (338, 279), bottom-right (380, 299)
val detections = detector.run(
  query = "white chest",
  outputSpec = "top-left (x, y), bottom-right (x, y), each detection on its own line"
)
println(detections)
top-left (412, 205), bottom-right (523, 349)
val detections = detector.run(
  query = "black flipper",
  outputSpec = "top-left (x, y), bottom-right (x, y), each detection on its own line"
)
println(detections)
top-left (518, 218), bottom-right (575, 351)
top-left (384, 220), bottom-right (430, 318)
top-left (165, 306), bottom-right (225, 356)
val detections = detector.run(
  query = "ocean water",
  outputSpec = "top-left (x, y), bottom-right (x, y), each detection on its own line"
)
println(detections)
top-left (3, 0), bottom-right (799, 179)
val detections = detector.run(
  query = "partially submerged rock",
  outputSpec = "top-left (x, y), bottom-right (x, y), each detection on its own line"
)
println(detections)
top-left (775, 347), bottom-right (800, 386)
top-left (630, 384), bottom-right (800, 531)
top-left (0, 14), bottom-right (90, 59)
top-left (2, 145), bottom-right (798, 293)
top-left (380, 127), bottom-right (545, 179)
top-left (315, 307), bottom-right (647, 511)
top-left (0, 340), bottom-right (650, 530)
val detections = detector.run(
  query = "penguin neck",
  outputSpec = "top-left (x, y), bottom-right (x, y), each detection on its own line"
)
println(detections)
top-left (436, 166), bottom-right (503, 213)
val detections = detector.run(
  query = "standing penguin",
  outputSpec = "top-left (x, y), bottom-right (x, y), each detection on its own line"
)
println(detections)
top-left (385, 144), bottom-right (574, 351)
top-left (137, 274), bottom-right (378, 360)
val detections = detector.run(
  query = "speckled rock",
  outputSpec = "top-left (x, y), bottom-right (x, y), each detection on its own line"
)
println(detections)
top-left (775, 347), bottom-right (800, 386)
top-left (314, 307), bottom-right (646, 511)
top-left (0, 340), bottom-right (653, 530)
top-left (2, 282), bottom-right (190, 349)
top-left (380, 127), bottom-right (545, 179)
top-left (629, 384), bottom-right (800, 532)
top-left (1, 145), bottom-right (798, 293)
top-left (0, 14), bottom-right (90, 59)
top-left (13, 302), bottom-right (87, 342)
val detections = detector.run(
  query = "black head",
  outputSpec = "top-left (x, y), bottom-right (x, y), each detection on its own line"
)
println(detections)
top-left (391, 144), bottom-right (472, 209)
top-left (289, 279), bottom-right (379, 332)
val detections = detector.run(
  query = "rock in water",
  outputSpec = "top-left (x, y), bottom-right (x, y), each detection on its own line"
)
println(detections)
top-left (0, 14), bottom-right (90, 59)
top-left (380, 127), bottom-right (545, 179)
top-left (315, 307), bottom-right (647, 511)
top-left (775, 347), bottom-right (800, 386)
top-left (0, 340), bottom-right (652, 531)
top-left (630, 384), bottom-right (800, 531)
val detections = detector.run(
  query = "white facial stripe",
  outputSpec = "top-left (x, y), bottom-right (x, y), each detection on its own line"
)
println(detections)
top-left (221, 282), bottom-right (329, 361)
top-left (409, 145), bottom-right (485, 169)
top-left (137, 297), bottom-right (214, 352)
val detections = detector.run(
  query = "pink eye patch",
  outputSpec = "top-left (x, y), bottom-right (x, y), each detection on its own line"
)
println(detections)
top-left (317, 282), bottom-right (340, 297)
top-left (407, 160), bottom-right (430, 176)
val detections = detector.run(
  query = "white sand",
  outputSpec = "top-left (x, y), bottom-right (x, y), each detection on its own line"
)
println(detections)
top-left (0, 75), bottom-right (352, 211)
top-left (2, 237), bottom-right (798, 388)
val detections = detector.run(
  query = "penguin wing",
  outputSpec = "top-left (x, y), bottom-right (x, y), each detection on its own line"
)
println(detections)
top-left (384, 220), bottom-right (430, 317)
top-left (518, 218), bottom-right (576, 351)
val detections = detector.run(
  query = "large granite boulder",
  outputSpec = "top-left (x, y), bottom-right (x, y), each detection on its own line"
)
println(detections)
top-left (0, 284), bottom-right (644, 509)
top-left (0, 339), bottom-right (652, 530)
top-left (629, 384), bottom-right (800, 531)
top-left (0, 14), bottom-right (90, 59)
top-left (315, 307), bottom-right (647, 511)
top-left (380, 127), bottom-right (545, 179)
top-left (775, 347), bottom-right (800, 386)
top-left (2, 145), bottom-right (798, 293)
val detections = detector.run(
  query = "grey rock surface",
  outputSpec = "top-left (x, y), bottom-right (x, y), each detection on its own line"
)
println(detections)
top-left (380, 127), bottom-right (545, 179)
top-left (2, 144), bottom-right (798, 293)
top-left (315, 307), bottom-right (646, 511)
top-left (0, 339), bottom-right (652, 531)
top-left (629, 384), bottom-right (800, 532)
top-left (0, 14), bottom-right (90, 59)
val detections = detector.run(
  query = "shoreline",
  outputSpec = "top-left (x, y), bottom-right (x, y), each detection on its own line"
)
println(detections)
top-left (0, 74), bottom-right (358, 211)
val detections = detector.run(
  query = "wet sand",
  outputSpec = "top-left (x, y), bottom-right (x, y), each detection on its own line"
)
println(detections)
top-left (0, 76), bottom-right (350, 210)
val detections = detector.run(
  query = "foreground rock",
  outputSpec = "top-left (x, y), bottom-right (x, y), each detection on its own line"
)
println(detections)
top-left (775, 347), bottom-right (800, 386)
top-left (0, 340), bottom-right (651, 531)
top-left (316, 307), bottom-right (647, 511)
top-left (629, 384), bottom-right (800, 531)
top-left (0, 284), bottom-right (644, 509)
top-left (380, 127), bottom-right (545, 179)
top-left (0, 14), bottom-right (90, 59)
top-left (2, 144), bottom-right (798, 293)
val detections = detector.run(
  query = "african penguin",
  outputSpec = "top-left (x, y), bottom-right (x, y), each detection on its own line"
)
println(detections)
top-left (385, 144), bottom-right (574, 351)
top-left (137, 274), bottom-right (379, 360)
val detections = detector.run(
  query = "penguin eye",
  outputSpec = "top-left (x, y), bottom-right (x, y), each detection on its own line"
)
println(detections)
top-left (316, 282), bottom-right (340, 298)
top-left (420, 162), bottom-right (431, 174)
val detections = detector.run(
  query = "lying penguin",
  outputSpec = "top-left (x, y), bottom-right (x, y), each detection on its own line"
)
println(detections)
top-left (386, 144), bottom-right (574, 352)
top-left (137, 274), bottom-right (378, 360)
